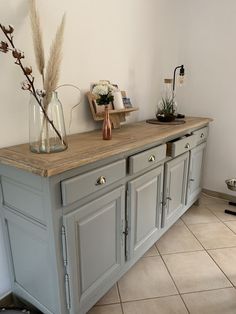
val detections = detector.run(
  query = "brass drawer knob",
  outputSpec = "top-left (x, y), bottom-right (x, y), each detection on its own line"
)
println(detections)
top-left (166, 196), bottom-right (172, 201)
top-left (190, 178), bottom-right (195, 182)
top-left (185, 143), bottom-right (190, 149)
top-left (96, 176), bottom-right (106, 185)
top-left (200, 133), bottom-right (205, 138)
top-left (148, 155), bottom-right (156, 162)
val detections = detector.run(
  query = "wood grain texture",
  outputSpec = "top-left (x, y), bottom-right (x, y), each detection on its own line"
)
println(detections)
top-left (0, 117), bottom-right (212, 177)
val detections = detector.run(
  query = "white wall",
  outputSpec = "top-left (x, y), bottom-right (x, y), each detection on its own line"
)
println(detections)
top-left (0, 0), bottom-right (181, 299)
top-left (176, 0), bottom-right (236, 195)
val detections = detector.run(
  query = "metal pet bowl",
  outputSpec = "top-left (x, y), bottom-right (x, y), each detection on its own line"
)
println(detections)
top-left (226, 179), bottom-right (236, 191)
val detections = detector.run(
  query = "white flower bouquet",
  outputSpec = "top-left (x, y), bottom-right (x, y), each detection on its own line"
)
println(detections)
top-left (92, 80), bottom-right (117, 106)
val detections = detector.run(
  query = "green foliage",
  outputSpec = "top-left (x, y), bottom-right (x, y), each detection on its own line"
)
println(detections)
top-left (158, 96), bottom-right (175, 115)
top-left (96, 93), bottom-right (114, 106)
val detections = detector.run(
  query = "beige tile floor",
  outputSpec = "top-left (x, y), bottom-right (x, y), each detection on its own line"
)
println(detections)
top-left (88, 195), bottom-right (236, 314)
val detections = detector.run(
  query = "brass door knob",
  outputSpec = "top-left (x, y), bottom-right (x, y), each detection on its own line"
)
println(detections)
top-left (96, 176), bottom-right (106, 185)
top-left (185, 143), bottom-right (190, 149)
top-left (148, 155), bottom-right (156, 162)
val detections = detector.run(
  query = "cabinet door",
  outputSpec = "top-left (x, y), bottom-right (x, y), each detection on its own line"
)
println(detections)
top-left (128, 165), bottom-right (164, 260)
top-left (162, 152), bottom-right (189, 227)
top-left (63, 186), bottom-right (125, 314)
top-left (187, 142), bottom-right (206, 204)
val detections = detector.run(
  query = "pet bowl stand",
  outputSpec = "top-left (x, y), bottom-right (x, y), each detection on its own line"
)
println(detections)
top-left (225, 179), bottom-right (236, 215)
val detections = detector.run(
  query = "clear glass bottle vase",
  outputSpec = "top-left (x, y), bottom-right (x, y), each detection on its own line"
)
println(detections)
top-left (29, 91), bottom-right (68, 153)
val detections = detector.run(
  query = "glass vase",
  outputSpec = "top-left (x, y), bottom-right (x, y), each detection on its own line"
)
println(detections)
top-left (29, 91), bottom-right (68, 153)
top-left (102, 105), bottom-right (112, 140)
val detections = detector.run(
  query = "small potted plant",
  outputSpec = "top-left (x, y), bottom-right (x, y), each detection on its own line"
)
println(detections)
top-left (156, 78), bottom-right (176, 122)
top-left (156, 95), bottom-right (176, 122)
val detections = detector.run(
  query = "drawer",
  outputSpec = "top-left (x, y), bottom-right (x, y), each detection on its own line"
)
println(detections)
top-left (61, 160), bottom-right (126, 206)
top-left (129, 144), bottom-right (166, 174)
top-left (193, 126), bottom-right (208, 145)
top-left (167, 134), bottom-right (197, 157)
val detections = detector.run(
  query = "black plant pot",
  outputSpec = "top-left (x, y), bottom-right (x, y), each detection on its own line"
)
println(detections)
top-left (156, 114), bottom-right (176, 122)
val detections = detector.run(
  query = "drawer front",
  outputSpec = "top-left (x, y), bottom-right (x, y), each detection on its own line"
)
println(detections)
top-left (61, 160), bottom-right (126, 206)
top-left (168, 135), bottom-right (197, 157)
top-left (129, 144), bottom-right (166, 174)
top-left (193, 126), bottom-right (208, 145)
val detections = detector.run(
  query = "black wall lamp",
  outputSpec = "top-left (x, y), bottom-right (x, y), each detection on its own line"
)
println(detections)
top-left (172, 65), bottom-right (185, 95)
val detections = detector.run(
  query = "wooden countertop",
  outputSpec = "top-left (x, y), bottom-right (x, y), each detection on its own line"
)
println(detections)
top-left (0, 117), bottom-right (212, 177)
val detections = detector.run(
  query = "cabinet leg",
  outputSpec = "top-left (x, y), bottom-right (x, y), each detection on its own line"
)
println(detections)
top-left (194, 199), bottom-right (200, 206)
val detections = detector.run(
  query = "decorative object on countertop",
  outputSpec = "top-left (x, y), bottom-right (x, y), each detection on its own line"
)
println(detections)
top-left (102, 105), bottom-right (112, 140)
top-left (92, 80), bottom-right (116, 140)
top-left (172, 64), bottom-right (185, 117)
top-left (87, 82), bottom-right (138, 129)
top-left (173, 64), bottom-right (185, 94)
top-left (224, 179), bottom-right (236, 216)
top-left (29, 90), bottom-right (67, 153)
top-left (0, 0), bottom-right (68, 153)
top-left (113, 90), bottom-right (124, 110)
top-left (155, 65), bottom-right (185, 124)
top-left (156, 79), bottom-right (176, 122)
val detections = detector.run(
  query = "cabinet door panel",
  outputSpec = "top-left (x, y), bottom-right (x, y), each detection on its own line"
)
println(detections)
top-left (3, 209), bottom-right (58, 313)
top-left (63, 187), bottom-right (125, 313)
top-left (128, 166), bottom-right (164, 260)
top-left (187, 142), bottom-right (206, 204)
top-left (163, 152), bottom-right (189, 227)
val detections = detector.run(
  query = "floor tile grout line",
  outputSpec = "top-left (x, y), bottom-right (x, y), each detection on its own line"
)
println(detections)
top-left (182, 217), bottom-right (235, 288)
top-left (94, 302), bottom-right (120, 307)
top-left (187, 195), bottom-right (236, 236)
top-left (180, 285), bottom-right (234, 296)
top-left (154, 242), bottom-right (161, 255)
top-left (160, 248), bottom-right (205, 256)
top-left (159, 253), bottom-right (190, 314)
top-left (120, 292), bottom-right (179, 304)
top-left (116, 283), bottom-right (124, 314)
top-left (223, 223), bottom-right (236, 235)
top-left (95, 286), bottom-right (236, 309)
top-left (203, 200), bottom-right (236, 227)
top-left (179, 218), bottom-right (206, 249)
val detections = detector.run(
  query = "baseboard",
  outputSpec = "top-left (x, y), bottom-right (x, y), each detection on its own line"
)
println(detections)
top-left (203, 188), bottom-right (236, 202)
top-left (0, 292), bottom-right (13, 307)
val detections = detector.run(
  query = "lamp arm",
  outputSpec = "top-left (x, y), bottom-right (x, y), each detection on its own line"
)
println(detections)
top-left (172, 65), bottom-right (183, 95)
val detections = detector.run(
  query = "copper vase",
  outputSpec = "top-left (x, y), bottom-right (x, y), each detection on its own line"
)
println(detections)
top-left (102, 105), bottom-right (112, 140)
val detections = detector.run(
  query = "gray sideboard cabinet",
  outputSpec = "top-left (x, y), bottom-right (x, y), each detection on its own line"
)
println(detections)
top-left (0, 118), bottom-right (212, 314)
